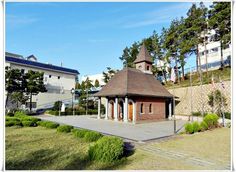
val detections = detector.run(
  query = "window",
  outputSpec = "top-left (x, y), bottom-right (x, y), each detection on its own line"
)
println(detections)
top-left (49, 75), bottom-right (52, 78)
top-left (147, 66), bottom-right (150, 71)
top-left (58, 76), bottom-right (60, 79)
top-left (21, 69), bottom-right (25, 74)
top-left (211, 47), bottom-right (218, 53)
top-left (140, 103), bottom-right (144, 114)
top-left (149, 104), bottom-right (152, 113)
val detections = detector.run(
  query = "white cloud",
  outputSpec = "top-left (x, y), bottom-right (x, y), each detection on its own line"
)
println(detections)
top-left (6, 14), bottom-right (39, 26)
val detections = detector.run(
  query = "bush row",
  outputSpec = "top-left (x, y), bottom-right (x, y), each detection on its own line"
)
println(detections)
top-left (191, 111), bottom-right (231, 119)
top-left (72, 128), bottom-right (103, 142)
top-left (185, 114), bottom-right (219, 134)
top-left (45, 109), bottom-right (98, 116)
top-left (6, 111), bottom-right (124, 163)
top-left (6, 110), bottom-right (41, 127)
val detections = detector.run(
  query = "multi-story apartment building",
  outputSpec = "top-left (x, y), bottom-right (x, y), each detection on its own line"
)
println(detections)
top-left (198, 29), bottom-right (231, 70)
top-left (5, 52), bottom-right (79, 110)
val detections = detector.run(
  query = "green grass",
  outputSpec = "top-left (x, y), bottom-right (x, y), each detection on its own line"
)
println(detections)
top-left (5, 127), bottom-right (125, 170)
top-left (165, 67), bottom-right (231, 89)
top-left (6, 126), bottom-right (230, 170)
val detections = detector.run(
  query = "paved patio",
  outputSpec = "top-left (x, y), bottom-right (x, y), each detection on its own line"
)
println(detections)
top-left (37, 115), bottom-right (187, 142)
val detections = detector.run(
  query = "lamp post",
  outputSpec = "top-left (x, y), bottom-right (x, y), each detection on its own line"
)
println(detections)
top-left (71, 88), bottom-right (75, 116)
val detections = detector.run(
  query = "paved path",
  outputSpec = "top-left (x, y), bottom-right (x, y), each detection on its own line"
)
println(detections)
top-left (37, 115), bottom-right (186, 142)
top-left (138, 143), bottom-right (231, 170)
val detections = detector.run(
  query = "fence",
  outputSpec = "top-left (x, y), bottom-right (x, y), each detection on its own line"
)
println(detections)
top-left (166, 66), bottom-right (231, 117)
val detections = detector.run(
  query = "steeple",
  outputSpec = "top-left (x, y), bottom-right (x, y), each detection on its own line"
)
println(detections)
top-left (134, 44), bottom-right (153, 74)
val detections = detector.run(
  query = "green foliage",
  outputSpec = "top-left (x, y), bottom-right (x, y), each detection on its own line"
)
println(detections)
top-left (57, 125), bottom-right (74, 133)
top-left (192, 122), bottom-right (201, 132)
top-left (53, 101), bottom-right (62, 111)
top-left (88, 136), bottom-right (124, 162)
top-left (203, 114), bottom-right (219, 129)
top-left (208, 89), bottom-right (227, 115)
top-left (185, 123), bottom-right (194, 134)
top-left (72, 128), bottom-right (90, 138)
top-left (37, 121), bottom-right (59, 129)
top-left (6, 117), bottom-right (20, 122)
top-left (224, 112), bottom-right (231, 119)
top-left (200, 121), bottom-right (208, 131)
top-left (22, 121), bottom-right (37, 127)
top-left (84, 131), bottom-right (103, 142)
top-left (14, 110), bottom-right (27, 117)
top-left (102, 67), bottom-right (118, 84)
top-left (94, 79), bottom-right (100, 88)
top-left (6, 112), bottom-right (14, 117)
top-left (6, 120), bottom-right (22, 127)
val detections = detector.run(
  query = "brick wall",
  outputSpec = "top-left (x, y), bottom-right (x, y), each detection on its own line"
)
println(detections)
top-left (135, 97), bottom-right (166, 121)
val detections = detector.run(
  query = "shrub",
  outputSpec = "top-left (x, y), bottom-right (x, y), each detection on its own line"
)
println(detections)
top-left (6, 121), bottom-right (15, 127)
top-left (84, 131), bottom-right (103, 142)
top-left (72, 128), bottom-right (90, 138)
top-left (6, 117), bottom-right (20, 122)
top-left (6, 112), bottom-right (14, 117)
top-left (57, 125), bottom-right (73, 133)
top-left (200, 121), bottom-right (208, 131)
top-left (14, 111), bottom-right (27, 117)
top-left (22, 121), bottom-right (37, 127)
top-left (185, 123), bottom-right (194, 134)
top-left (224, 112), bottom-right (231, 119)
top-left (192, 122), bottom-right (200, 132)
top-left (203, 114), bottom-right (219, 129)
top-left (88, 136), bottom-right (124, 162)
top-left (20, 116), bottom-right (41, 123)
top-left (37, 121), bottom-right (59, 129)
top-left (191, 112), bottom-right (201, 117)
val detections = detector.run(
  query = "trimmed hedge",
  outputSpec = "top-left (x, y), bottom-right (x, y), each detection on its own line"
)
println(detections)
top-left (6, 112), bottom-right (14, 117)
top-left (200, 121), bottom-right (208, 131)
top-left (185, 123), bottom-right (194, 134)
top-left (203, 114), bottom-right (219, 129)
top-left (46, 109), bottom-right (98, 116)
top-left (84, 131), bottom-right (103, 142)
top-left (88, 136), bottom-right (124, 162)
top-left (6, 120), bottom-right (22, 127)
top-left (22, 121), bottom-right (37, 127)
top-left (224, 112), bottom-right (231, 119)
top-left (72, 128), bottom-right (90, 138)
top-left (57, 125), bottom-right (74, 133)
top-left (192, 122), bottom-right (200, 133)
top-left (37, 121), bottom-right (59, 129)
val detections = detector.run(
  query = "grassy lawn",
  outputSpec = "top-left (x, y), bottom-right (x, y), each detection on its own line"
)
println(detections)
top-left (119, 128), bottom-right (231, 170)
top-left (6, 126), bottom-right (231, 170)
top-left (165, 67), bottom-right (231, 89)
top-left (5, 126), bottom-right (125, 170)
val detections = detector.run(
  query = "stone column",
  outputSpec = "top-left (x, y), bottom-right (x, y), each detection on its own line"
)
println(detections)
top-left (114, 97), bottom-right (118, 121)
top-left (97, 97), bottom-right (101, 119)
top-left (105, 98), bottom-right (109, 120)
top-left (123, 97), bottom-right (128, 123)
top-left (132, 102), bottom-right (136, 124)
top-left (168, 101), bottom-right (172, 120)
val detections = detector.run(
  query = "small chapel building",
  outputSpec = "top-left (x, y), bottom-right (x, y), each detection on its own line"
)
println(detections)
top-left (94, 44), bottom-right (174, 124)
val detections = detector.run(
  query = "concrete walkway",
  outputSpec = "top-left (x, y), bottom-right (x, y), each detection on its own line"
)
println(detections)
top-left (37, 115), bottom-right (187, 142)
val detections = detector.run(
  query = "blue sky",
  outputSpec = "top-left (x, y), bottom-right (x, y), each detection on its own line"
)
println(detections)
top-left (6, 2), bottom-right (211, 78)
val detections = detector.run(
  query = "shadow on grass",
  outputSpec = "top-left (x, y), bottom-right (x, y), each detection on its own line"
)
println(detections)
top-left (6, 149), bottom-right (59, 170)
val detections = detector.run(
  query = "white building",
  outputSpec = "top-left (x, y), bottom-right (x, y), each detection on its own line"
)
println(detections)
top-left (198, 29), bottom-right (231, 70)
top-left (5, 52), bottom-right (79, 110)
top-left (81, 73), bottom-right (105, 87)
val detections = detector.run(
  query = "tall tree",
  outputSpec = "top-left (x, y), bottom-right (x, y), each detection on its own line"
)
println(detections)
top-left (25, 70), bottom-right (47, 112)
top-left (208, 2), bottom-right (231, 68)
top-left (5, 67), bottom-right (26, 109)
top-left (183, 3), bottom-right (208, 73)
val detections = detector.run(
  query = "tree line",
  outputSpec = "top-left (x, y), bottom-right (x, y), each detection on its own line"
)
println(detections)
top-left (119, 2), bottom-right (231, 82)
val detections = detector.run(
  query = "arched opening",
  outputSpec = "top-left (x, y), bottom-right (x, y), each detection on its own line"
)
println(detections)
top-left (140, 103), bottom-right (144, 113)
top-left (149, 103), bottom-right (152, 113)
top-left (109, 100), bottom-right (114, 119)
top-left (128, 102), bottom-right (133, 121)
top-left (118, 100), bottom-right (124, 121)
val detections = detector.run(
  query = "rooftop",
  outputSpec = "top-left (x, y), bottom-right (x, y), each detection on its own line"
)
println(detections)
top-left (5, 52), bottom-right (79, 75)
top-left (93, 67), bottom-right (172, 98)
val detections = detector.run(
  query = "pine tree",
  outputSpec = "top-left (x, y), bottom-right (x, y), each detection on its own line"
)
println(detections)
top-left (208, 2), bottom-right (231, 68)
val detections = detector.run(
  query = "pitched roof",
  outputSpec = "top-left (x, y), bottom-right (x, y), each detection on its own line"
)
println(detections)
top-left (93, 68), bottom-right (172, 98)
top-left (6, 56), bottom-right (79, 75)
top-left (133, 44), bottom-right (153, 64)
